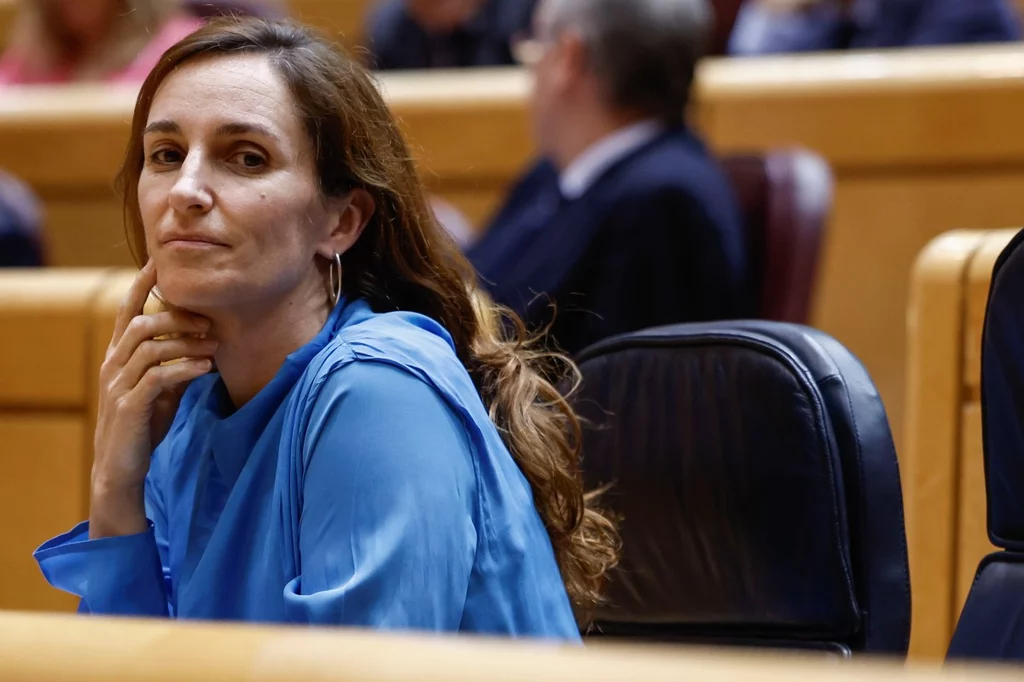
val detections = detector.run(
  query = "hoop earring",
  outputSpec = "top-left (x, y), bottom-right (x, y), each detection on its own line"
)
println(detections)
top-left (328, 252), bottom-right (342, 306)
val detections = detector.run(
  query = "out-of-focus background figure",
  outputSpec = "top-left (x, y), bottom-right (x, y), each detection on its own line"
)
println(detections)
top-left (366, 0), bottom-right (535, 69)
top-left (728, 0), bottom-right (1021, 55)
top-left (0, 0), bottom-right (202, 85)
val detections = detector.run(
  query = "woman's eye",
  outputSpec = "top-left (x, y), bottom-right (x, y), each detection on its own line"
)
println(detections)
top-left (233, 151), bottom-right (267, 170)
top-left (149, 148), bottom-right (182, 165)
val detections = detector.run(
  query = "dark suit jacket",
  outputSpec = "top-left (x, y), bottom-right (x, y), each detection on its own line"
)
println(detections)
top-left (0, 172), bottom-right (42, 267)
top-left (729, 0), bottom-right (1021, 55)
top-left (366, 0), bottom-right (536, 70)
top-left (468, 128), bottom-right (749, 355)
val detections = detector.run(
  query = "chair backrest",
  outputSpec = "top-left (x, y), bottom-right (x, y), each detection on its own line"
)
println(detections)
top-left (721, 150), bottom-right (832, 324)
top-left (709, 0), bottom-right (745, 55)
top-left (573, 322), bottom-right (910, 655)
top-left (948, 227), bottom-right (1024, 662)
top-left (0, 171), bottom-right (43, 267)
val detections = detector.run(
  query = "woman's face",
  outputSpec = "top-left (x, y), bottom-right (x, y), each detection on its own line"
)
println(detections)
top-left (138, 53), bottom-right (351, 314)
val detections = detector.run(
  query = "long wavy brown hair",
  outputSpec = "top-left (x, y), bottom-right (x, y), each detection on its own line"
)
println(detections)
top-left (116, 17), bottom-right (619, 613)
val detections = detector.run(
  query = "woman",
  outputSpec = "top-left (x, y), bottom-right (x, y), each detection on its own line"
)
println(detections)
top-left (0, 0), bottom-right (202, 85)
top-left (33, 17), bottom-right (618, 638)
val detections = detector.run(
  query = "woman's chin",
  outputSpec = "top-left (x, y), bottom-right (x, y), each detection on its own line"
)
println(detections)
top-left (154, 276), bottom-right (231, 314)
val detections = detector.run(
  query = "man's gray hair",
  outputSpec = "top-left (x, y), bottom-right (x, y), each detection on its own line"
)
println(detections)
top-left (543, 0), bottom-right (712, 125)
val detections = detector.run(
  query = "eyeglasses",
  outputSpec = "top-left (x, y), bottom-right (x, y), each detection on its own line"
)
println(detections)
top-left (510, 34), bottom-right (549, 67)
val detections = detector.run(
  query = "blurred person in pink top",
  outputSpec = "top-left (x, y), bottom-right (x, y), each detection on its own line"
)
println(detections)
top-left (0, 0), bottom-right (203, 85)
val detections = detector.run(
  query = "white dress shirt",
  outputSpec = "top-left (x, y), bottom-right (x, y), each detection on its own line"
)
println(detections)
top-left (558, 120), bottom-right (665, 201)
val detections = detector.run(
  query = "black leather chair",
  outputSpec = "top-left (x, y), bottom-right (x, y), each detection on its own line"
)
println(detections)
top-left (721, 149), bottom-right (832, 324)
top-left (573, 322), bottom-right (910, 655)
top-left (947, 228), bottom-right (1024, 662)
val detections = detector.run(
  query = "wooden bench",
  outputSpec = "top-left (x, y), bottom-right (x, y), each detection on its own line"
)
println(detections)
top-left (903, 228), bottom-right (1019, 660)
top-left (0, 267), bottom-right (135, 614)
top-left (0, 610), bottom-right (1023, 681)
top-left (0, 268), bottom-right (114, 613)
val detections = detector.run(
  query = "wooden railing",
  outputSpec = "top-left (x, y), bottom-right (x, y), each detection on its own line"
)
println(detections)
top-left (903, 228), bottom-right (1019, 659)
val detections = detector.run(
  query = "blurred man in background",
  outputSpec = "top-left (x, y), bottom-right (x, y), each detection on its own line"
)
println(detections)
top-left (469, 0), bottom-right (748, 355)
top-left (366, 0), bottom-right (536, 69)
top-left (729, 0), bottom-right (1021, 55)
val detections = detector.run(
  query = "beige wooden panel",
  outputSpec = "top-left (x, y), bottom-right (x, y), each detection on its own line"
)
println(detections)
top-left (0, 269), bottom-right (112, 407)
top-left (43, 199), bottom-right (134, 268)
top-left (902, 230), bottom-right (989, 660)
top-left (698, 45), bottom-right (1024, 170)
top-left (0, 415), bottom-right (85, 613)
top-left (1, 610), bottom-right (1024, 682)
top-left (815, 175), bottom-right (1024, 452)
top-left (0, 0), bottom-right (13, 52)
top-left (954, 402), bottom-right (995, 618)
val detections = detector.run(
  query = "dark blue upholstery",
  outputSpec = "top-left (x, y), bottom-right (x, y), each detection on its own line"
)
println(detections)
top-left (0, 171), bottom-right (43, 267)
top-left (948, 228), bottom-right (1024, 662)
top-left (573, 322), bottom-right (910, 655)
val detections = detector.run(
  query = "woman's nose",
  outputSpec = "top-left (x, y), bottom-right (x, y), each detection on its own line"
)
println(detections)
top-left (168, 153), bottom-right (213, 215)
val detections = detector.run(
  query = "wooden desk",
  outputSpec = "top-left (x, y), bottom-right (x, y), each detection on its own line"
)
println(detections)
top-left (903, 228), bottom-right (1018, 660)
top-left (1, 610), bottom-right (1023, 682)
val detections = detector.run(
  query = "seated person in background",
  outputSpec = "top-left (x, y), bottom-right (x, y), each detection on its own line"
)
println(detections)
top-left (366, 0), bottom-right (536, 70)
top-left (0, 170), bottom-right (44, 266)
top-left (0, 0), bottom-right (202, 85)
top-left (468, 0), bottom-right (748, 356)
top-left (728, 0), bottom-right (1021, 55)
top-left (34, 17), bottom-right (618, 635)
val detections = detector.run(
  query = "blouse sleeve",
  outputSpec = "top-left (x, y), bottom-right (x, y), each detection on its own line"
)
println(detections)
top-left (33, 456), bottom-right (173, 617)
top-left (282, 360), bottom-right (479, 630)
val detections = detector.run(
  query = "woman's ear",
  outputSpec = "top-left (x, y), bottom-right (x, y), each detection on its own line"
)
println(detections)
top-left (317, 189), bottom-right (375, 259)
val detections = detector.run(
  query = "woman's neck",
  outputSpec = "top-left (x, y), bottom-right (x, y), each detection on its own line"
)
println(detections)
top-left (207, 277), bottom-right (331, 409)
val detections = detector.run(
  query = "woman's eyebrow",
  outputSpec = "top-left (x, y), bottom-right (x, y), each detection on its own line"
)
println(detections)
top-left (215, 122), bottom-right (280, 142)
top-left (143, 119), bottom-right (181, 135)
top-left (141, 120), bottom-right (280, 142)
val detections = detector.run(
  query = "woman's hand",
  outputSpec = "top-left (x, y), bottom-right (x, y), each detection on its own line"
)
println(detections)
top-left (89, 261), bottom-right (217, 539)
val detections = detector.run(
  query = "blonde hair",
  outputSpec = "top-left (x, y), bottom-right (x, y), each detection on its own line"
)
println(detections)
top-left (8, 0), bottom-right (183, 80)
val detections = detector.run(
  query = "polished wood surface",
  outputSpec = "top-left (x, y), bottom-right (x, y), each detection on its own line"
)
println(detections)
top-left (0, 269), bottom-right (113, 407)
top-left (0, 0), bottom-right (13, 51)
top-left (0, 269), bottom-right (120, 615)
top-left (903, 229), bottom-right (1017, 660)
top-left (0, 610), bottom-right (1022, 682)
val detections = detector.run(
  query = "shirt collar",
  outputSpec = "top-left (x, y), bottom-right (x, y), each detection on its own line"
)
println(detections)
top-left (204, 296), bottom-right (364, 484)
top-left (558, 120), bottom-right (664, 201)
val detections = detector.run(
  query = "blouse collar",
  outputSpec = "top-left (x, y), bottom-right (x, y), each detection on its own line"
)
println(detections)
top-left (204, 296), bottom-right (363, 483)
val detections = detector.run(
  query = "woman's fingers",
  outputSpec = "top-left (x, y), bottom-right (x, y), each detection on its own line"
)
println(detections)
top-left (103, 310), bottom-right (211, 377)
top-left (110, 261), bottom-right (158, 348)
top-left (113, 336), bottom-right (219, 394)
top-left (129, 358), bottom-right (215, 407)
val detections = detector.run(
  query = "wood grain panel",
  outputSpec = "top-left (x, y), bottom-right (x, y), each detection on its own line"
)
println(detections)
top-left (903, 231), bottom-right (989, 660)
top-left (1, 610), bottom-right (1024, 682)
top-left (0, 269), bottom-right (112, 407)
top-left (0, 415), bottom-right (85, 613)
